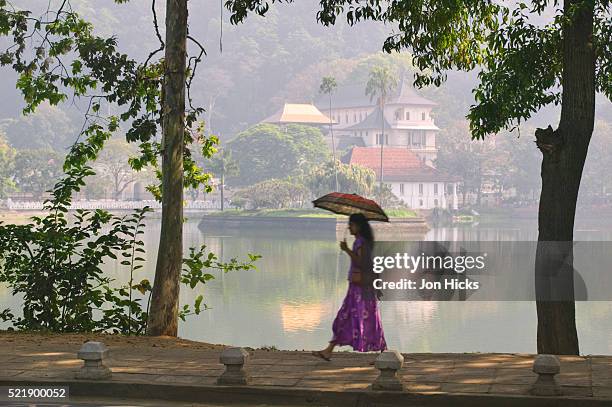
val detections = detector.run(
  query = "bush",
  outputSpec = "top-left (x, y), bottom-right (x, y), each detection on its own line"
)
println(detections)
top-left (227, 124), bottom-right (330, 186)
top-left (304, 160), bottom-right (376, 197)
top-left (0, 167), bottom-right (260, 334)
top-left (232, 179), bottom-right (311, 209)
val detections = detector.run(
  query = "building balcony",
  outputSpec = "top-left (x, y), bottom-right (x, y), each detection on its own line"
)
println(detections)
top-left (390, 120), bottom-right (439, 131)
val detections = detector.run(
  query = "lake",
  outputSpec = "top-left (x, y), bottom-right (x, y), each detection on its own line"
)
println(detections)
top-left (1, 214), bottom-right (611, 355)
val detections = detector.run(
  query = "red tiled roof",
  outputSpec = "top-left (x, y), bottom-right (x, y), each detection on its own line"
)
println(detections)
top-left (348, 147), bottom-right (460, 182)
top-left (349, 147), bottom-right (422, 175)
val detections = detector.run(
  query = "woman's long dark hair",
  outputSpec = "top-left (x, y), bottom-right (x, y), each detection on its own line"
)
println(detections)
top-left (349, 213), bottom-right (374, 248)
top-left (349, 213), bottom-right (380, 299)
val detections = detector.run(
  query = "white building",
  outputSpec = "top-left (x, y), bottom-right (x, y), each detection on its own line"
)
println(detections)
top-left (346, 147), bottom-right (459, 210)
top-left (315, 78), bottom-right (459, 210)
top-left (315, 77), bottom-right (439, 165)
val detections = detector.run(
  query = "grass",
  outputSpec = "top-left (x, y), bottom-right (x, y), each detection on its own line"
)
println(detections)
top-left (385, 208), bottom-right (418, 218)
top-left (207, 208), bottom-right (417, 218)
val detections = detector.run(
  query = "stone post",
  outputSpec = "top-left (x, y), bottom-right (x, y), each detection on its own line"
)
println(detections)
top-left (75, 341), bottom-right (111, 380)
top-left (530, 354), bottom-right (561, 396)
top-left (217, 347), bottom-right (250, 385)
top-left (372, 350), bottom-right (404, 391)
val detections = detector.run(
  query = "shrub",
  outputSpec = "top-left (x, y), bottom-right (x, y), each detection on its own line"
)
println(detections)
top-left (232, 179), bottom-right (310, 209)
top-left (0, 167), bottom-right (259, 334)
top-left (304, 160), bottom-right (376, 197)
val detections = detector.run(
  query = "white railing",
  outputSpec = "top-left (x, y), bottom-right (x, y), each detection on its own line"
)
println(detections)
top-left (5, 199), bottom-right (225, 211)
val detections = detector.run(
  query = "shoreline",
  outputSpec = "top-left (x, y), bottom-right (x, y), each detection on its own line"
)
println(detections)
top-left (2, 330), bottom-right (610, 357)
top-left (198, 215), bottom-right (430, 239)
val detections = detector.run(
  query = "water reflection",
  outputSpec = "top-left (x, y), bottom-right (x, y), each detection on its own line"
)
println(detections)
top-left (1, 216), bottom-right (611, 355)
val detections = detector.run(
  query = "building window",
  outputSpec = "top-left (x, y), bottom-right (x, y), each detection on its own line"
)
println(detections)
top-left (405, 111), bottom-right (410, 120)
top-left (434, 199), bottom-right (439, 207)
top-left (376, 134), bottom-right (389, 145)
top-left (434, 184), bottom-right (438, 195)
top-left (400, 183), bottom-right (405, 195)
top-left (421, 112), bottom-right (426, 121)
top-left (354, 113), bottom-right (357, 122)
top-left (419, 183), bottom-right (423, 195)
top-left (346, 113), bottom-right (349, 123)
top-left (411, 132), bottom-right (421, 146)
top-left (422, 133), bottom-right (427, 146)
top-left (419, 199), bottom-right (423, 207)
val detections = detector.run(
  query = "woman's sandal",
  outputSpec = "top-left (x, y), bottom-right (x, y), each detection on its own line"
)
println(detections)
top-left (311, 351), bottom-right (331, 361)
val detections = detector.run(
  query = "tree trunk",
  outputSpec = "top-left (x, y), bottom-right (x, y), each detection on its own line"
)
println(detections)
top-left (114, 174), bottom-right (120, 200)
top-left (535, 0), bottom-right (595, 355)
top-left (147, 0), bottom-right (188, 337)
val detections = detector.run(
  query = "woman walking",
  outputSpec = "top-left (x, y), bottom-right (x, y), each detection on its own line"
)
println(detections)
top-left (312, 213), bottom-right (387, 361)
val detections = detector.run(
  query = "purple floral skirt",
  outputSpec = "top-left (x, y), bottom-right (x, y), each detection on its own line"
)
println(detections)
top-left (331, 282), bottom-right (387, 352)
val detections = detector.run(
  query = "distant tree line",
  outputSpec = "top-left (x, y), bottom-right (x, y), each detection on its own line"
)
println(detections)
top-left (437, 120), bottom-right (612, 207)
top-left (0, 130), bottom-right (149, 201)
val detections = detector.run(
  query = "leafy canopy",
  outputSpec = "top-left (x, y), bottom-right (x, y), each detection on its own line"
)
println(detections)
top-left (227, 123), bottom-right (330, 185)
top-left (0, 0), bottom-right (215, 197)
top-left (225, 0), bottom-right (612, 139)
top-left (319, 76), bottom-right (338, 95)
top-left (365, 65), bottom-right (398, 105)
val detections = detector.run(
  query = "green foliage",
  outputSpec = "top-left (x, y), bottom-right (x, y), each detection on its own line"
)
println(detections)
top-left (365, 65), bottom-right (398, 106)
top-left (225, 0), bottom-right (611, 139)
top-left (385, 208), bottom-right (417, 218)
top-left (0, 103), bottom-right (77, 150)
top-left (0, 132), bottom-right (16, 198)
top-left (349, 53), bottom-right (414, 85)
top-left (496, 129), bottom-right (541, 198)
top-left (436, 120), bottom-right (496, 205)
top-left (207, 148), bottom-right (240, 180)
top-left (319, 76), bottom-right (337, 96)
top-left (436, 121), bottom-right (549, 205)
top-left (372, 183), bottom-right (405, 209)
top-left (232, 178), bottom-right (311, 209)
top-left (93, 139), bottom-right (144, 199)
top-left (304, 160), bottom-right (375, 197)
top-left (179, 245), bottom-right (261, 321)
top-left (227, 123), bottom-right (330, 185)
top-left (12, 149), bottom-right (64, 198)
top-left (0, 1), bottom-right (261, 335)
top-left (0, 166), bottom-right (148, 332)
top-left (0, 169), bottom-right (260, 334)
top-left (0, 1), bottom-right (214, 199)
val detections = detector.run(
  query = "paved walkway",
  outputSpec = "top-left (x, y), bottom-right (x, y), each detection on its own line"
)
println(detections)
top-left (0, 333), bottom-right (610, 406)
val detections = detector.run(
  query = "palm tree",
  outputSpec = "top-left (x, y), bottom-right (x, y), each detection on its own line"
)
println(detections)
top-left (209, 148), bottom-right (239, 211)
top-left (319, 76), bottom-right (339, 191)
top-left (365, 67), bottom-right (398, 199)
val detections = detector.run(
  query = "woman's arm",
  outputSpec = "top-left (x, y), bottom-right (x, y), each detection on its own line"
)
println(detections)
top-left (341, 242), bottom-right (363, 264)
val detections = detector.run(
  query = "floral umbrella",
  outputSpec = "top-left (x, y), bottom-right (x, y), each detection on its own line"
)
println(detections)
top-left (312, 192), bottom-right (389, 222)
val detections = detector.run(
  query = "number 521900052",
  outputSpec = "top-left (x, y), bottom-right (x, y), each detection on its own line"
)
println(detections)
top-left (3, 386), bottom-right (69, 400)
